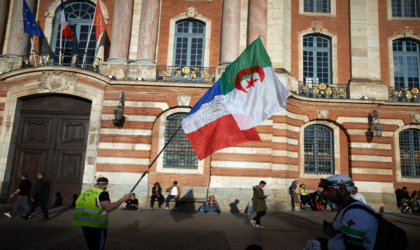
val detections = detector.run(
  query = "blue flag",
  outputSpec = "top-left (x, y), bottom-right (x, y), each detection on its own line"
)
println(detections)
top-left (23, 0), bottom-right (45, 38)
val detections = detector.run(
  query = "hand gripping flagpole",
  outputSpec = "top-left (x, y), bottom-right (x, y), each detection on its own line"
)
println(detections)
top-left (130, 125), bottom-right (182, 193)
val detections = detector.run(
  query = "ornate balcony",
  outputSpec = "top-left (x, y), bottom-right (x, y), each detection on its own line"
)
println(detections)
top-left (389, 87), bottom-right (420, 102)
top-left (297, 81), bottom-right (348, 99)
top-left (157, 66), bottom-right (215, 84)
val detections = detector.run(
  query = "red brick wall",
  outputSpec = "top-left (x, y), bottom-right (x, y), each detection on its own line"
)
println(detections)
top-left (290, 0), bottom-right (351, 85)
top-left (156, 0), bottom-right (222, 68)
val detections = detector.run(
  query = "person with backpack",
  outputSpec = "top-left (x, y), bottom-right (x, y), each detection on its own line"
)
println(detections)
top-left (399, 187), bottom-right (415, 213)
top-left (307, 174), bottom-right (408, 250)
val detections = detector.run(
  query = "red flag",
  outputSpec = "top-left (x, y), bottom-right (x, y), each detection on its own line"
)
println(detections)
top-left (61, 0), bottom-right (74, 40)
top-left (93, 0), bottom-right (106, 40)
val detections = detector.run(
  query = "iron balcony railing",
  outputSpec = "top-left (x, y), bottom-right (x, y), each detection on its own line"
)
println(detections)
top-left (389, 87), bottom-right (420, 102)
top-left (297, 81), bottom-right (348, 99)
top-left (20, 51), bottom-right (101, 73)
top-left (157, 66), bottom-right (216, 84)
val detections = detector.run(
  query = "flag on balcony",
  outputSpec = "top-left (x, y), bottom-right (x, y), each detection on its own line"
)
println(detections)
top-left (182, 38), bottom-right (291, 160)
top-left (22, 0), bottom-right (45, 38)
top-left (93, 0), bottom-right (106, 40)
top-left (60, 0), bottom-right (74, 40)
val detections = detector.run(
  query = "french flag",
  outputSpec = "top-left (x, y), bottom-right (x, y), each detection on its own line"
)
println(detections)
top-left (181, 79), bottom-right (261, 161)
top-left (61, 0), bottom-right (74, 40)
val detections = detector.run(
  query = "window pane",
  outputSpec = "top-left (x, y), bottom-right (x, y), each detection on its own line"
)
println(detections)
top-left (393, 40), bottom-right (420, 88)
top-left (304, 125), bottom-right (334, 175)
top-left (303, 36), bottom-right (331, 84)
top-left (163, 113), bottom-right (198, 169)
top-left (174, 21), bottom-right (206, 68)
top-left (400, 129), bottom-right (420, 178)
top-left (403, 0), bottom-right (417, 17)
top-left (304, 0), bottom-right (329, 13)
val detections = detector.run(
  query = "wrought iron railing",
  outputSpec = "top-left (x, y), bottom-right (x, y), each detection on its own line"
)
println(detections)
top-left (389, 87), bottom-right (420, 102)
top-left (19, 51), bottom-right (101, 72)
top-left (297, 81), bottom-right (348, 99)
top-left (157, 66), bottom-right (215, 83)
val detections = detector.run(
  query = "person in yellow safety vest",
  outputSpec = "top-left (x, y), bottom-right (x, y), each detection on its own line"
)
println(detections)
top-left (299, 184), bottom-right (311, 209)
top-left (72, 177), bottom-right (131, 250)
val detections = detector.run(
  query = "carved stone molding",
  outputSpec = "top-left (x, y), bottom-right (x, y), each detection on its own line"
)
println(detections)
top-left (317, 109), bottom-right (329, 119)
top-left (38, 71), bottom-right (78, 92)
top-left (177, 95), bottom-right (191, 106)
top-left (182, 7), bottom-right (199, 18)
top-left (312, 22), bottom-right (323, 33)
top-left (397, 27), bottom-right (420, 38)
top-left (411, 114), bottom-right (420, 123)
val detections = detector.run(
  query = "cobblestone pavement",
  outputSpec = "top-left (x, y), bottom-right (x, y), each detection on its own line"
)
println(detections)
top-left (0, 205), bottom-right (419, 250)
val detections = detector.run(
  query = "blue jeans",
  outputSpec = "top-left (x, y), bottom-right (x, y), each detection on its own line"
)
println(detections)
top-left (9, 195), bottom-right (30, 215)
top-left (416, 200), bottom-right (420, 210)
top-left (327, 201), bottom-right (334, 210)
top-left (205, 203), bottom-right (220, 212)
top-left (166, 195), bottom-right (179, 208)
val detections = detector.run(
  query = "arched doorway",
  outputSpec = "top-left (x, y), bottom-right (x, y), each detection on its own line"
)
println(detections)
top-left (8, 95), bottom-right (92, 205)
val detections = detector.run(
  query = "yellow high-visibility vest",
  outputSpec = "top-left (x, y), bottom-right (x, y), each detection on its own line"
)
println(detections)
top-left (300, 187), bottom-right (308, 195)
top-left (72, 188), bottom-right (109, 229)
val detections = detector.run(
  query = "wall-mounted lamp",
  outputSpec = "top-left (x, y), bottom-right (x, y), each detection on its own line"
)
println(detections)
top-left (113, 92), bottom-right (125, 127)
top-left (368, 110), bottom-right (383, 139)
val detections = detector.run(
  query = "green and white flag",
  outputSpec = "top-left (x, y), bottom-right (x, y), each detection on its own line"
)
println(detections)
top-left (220, 37), bottom-right (291, 130)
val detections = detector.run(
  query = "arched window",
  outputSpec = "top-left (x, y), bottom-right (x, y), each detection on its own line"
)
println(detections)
top-left (51, 2), bottom-right (97, 67)
top-left (304, 0), bottom-right (330, 13)
top-left (173, 21), bottom-right (205, 68)
top-left (393, 40), bottom-right (420, 89)
top-left (392, 0), bottom-right (418, 17)
top-left (303, 36), bottom-right (331, 84)
top-left (304, 125), bottom-right (334, 174)
top-left (399, 129), bottom-right (420, 178)
top-left (163, 113), bottom-right (198, 169)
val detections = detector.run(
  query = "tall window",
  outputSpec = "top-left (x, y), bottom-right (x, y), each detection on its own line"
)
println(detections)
top-left (393, 40), bottom-right (420, 89)
top-left (173, 21), bottom-right (205, 68)
top-left (52, 2), bottom-right (97, 67)
top-left (304, 0), bottom-right (330, 13)
top-left (399, 129), bottom-right (420, 178)
top-left (163, 113), bottom-right (198, 169)
top-left (303, 36), bottom-right (331, 84)
top-left (392, 0), bottom-right (418, 17)
top-left (304, 125), bottom-right (334, 174)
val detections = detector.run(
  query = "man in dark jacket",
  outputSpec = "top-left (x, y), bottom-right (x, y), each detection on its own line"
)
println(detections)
top-left (21, 172), bottom-right (49, 221)
top-left (400, 187), bottom-right (415, 213)
top-left (4, 172), bottom-right (31, 217)
top-left (250, 181), bottom-right (268, 228)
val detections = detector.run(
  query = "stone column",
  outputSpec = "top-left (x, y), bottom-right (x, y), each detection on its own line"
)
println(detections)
top-left (0, 0), bottom-right (9, 50)
top-left (349, 0), bottom-right (386, 100)
top-left (135, 0), bottom-right (160, 64)
top-left (220, 0), bottom-right (241, 65)
top-left (248, 0), bottom-right (267, 47)
top-left (4, 0), bottom-right (37, 57)
top-left (107, 0), bottom-right (133, 64)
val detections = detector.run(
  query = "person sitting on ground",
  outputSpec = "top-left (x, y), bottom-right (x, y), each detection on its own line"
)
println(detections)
top-left (350, 186), bottom-right (367, 204)
top-left (400, 187), bottom-right (415, 213)
top-left (310, 190), bottom-right (324, 211)
top-left (166, 181), bottom-right (181, 210)
top-left (414, 190), bottom-right (420, 212)
top-left (54, 192), bottom-right (63, 207)
top-left (289, 180), bottom-right (299, 211)
top-left (299, 184), bottom-right (311, 209)
top-left (150, 182), bottom-right (164, 210)
top-left (204, 195), bottom-right (220, 213)
top-left (123, 193), bottom-right (139, 211)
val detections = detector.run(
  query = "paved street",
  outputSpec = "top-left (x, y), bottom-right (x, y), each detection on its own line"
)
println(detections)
top-left (0, 205), bottom-right (419, 250)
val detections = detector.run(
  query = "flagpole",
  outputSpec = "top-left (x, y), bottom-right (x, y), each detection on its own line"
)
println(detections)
top-left (30, 37), bottom-right (37, 66)
top-left (130, 126), bottom-right (182, 193)
top-left (82, 7), bottom-right (97, 69)
top-left (59, 26), bottom-right (63, 66)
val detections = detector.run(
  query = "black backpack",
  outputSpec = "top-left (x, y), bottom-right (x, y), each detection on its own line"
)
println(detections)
top-left (341, 204), bottom-right (409, 250)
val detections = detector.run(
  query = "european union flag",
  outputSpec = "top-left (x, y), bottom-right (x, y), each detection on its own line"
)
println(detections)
top-left (23, 0), bottom-right (45, 38)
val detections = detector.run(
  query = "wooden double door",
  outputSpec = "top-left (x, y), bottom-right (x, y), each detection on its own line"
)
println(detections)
top-left (8, 95), bottom-right (91, 205)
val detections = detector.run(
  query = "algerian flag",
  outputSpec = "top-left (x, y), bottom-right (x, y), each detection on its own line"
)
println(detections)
top-left (221, 37), bottom-right (291, 130)
top-left (181, 38), bottom-right (291, 160)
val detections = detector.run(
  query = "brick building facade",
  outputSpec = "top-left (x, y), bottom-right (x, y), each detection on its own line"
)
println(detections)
top-left (0, 0), bottom-right (419, 212)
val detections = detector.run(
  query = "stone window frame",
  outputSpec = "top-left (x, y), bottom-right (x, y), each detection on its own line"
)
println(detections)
top-left (394, 125), bottom-right (420, 183)
top-left (388, 29), bottom-right (420, 88)
top-left (299, 120), bottom-right (340, 179)
top-left (43, 0), bottom-right (110, 61)
top-left (0, 69), bottom-right (105, 192)
top-left (387, 0), bottom-right (420, 21)
top-left (298, 25), bottom-right (338, 84)
top-left (155, 108), bottom-right (205, 174)
top-left (299, 0), bottom-right (336, 17)
top-left (166, 12), bottom-right (211, 68)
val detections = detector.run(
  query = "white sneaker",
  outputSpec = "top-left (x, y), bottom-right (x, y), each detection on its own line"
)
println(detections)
top-left (4, 212), bottom-right (11, 218)
top-left (256, 224), bottom-right (264, 228)
top-left (166, 207), bottom-right (169, 210)
top-left (250, 219), bottom-right (256, 226)
top-left (295, 208), bottom-right (300, 211)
